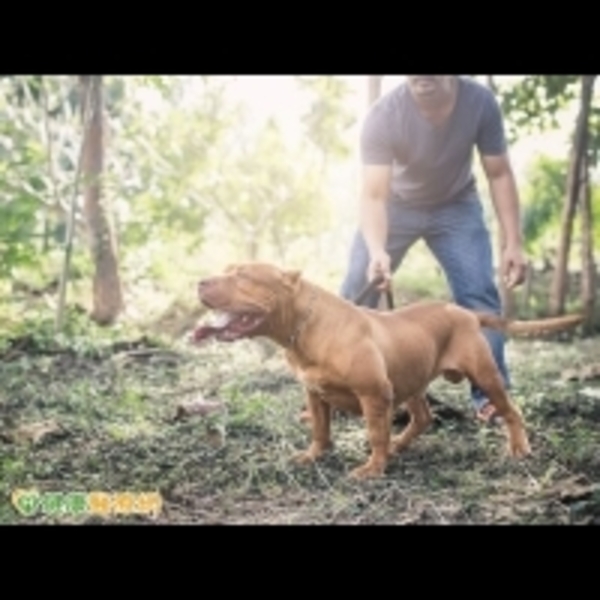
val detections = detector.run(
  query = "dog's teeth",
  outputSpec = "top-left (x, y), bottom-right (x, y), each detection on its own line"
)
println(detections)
top-left (211, 312), bottom-right (231, 328)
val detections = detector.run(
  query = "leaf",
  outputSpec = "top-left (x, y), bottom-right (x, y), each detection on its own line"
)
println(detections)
top-left (561, 363), bottom-right (600, 382)
top-left (174, 396), bottom-right (226, 421)
top-left (497, 76), bottom-right (579, 142)
top-left (3, 419), bottom-right (66, 445)
top-left (579, 387), bottom-right (600, 400)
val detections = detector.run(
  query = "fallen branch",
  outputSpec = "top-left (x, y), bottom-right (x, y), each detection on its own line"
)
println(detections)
top-left (0, 419), bottom-right (67, 445)
top-left (561, 363), bottom-right (600, 382)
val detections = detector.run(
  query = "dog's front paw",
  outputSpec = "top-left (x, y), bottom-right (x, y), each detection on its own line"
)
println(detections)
top-left (292, 450), bottom-right (317, 465)
top-left (348, 462), bottom-right (385, 481)
top-left (504, 421), bottom-right (532, 458)
top-left (297, 410), bottom-right (312, 425)
top-left (291, 441), bottom-right (332, 465)
top-left (508, 434), bottom-right (532, 458)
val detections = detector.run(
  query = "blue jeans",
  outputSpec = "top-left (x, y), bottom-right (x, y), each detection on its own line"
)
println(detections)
top-left (339, 193), bottom-right (509, 410)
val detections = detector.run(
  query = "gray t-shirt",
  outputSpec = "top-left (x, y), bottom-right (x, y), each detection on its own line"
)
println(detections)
top-left (360, 77), bottom-right (507, 207)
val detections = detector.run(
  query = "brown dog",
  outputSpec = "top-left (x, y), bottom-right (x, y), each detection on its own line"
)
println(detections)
top-left (193, 262), bottom-right (572, 480)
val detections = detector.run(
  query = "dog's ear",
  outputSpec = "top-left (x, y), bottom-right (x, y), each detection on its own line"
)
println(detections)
top-left (283, 269), bottom-right (301, 289)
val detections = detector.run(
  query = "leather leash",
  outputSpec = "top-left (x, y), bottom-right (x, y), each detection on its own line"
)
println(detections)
top-left (353, 275), bottom-right (395, 310)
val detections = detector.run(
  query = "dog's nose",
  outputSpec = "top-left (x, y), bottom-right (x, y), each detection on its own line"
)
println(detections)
top-left (198, 279), bottom-right (214, 291)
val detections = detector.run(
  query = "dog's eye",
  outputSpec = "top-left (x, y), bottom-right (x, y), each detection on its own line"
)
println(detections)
top-left (236, 270), bottom-right (254, 284)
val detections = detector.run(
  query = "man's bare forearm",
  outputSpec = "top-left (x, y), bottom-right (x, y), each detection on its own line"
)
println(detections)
top-left (488, 171), bottom-right (523, 249)
top-left (360, 194), bottom-right (388, 256)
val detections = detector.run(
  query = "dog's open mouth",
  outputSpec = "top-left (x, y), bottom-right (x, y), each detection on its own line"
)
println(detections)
top-left (193, 310), bottom-right (266, 343)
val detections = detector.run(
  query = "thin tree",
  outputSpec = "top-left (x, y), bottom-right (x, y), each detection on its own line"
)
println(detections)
top-left (550, 75), bottom-right (595, 316)
top-left (79, 75), bottom-right (123, 325)
top-left (580, 140), bottom-right (597, 333)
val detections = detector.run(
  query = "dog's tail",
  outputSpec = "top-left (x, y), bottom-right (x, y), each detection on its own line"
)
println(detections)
top-left (473, 311), bottom-right (584, 338)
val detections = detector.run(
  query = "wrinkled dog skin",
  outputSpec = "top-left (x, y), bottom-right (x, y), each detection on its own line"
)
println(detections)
top-left (194, 262), bottom-right (537, 480)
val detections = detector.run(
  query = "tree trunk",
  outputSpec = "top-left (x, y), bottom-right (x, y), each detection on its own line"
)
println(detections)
top-left (549, 75), bottom-right (595, 316)
top-left (79, 75), bottom-right (123, 325)
top-left (580, 143), bottom-right (596, 334)
top-left (522, 267), bottom-right (534, 318)
top-left (367, 76), bottom-right (383, 107)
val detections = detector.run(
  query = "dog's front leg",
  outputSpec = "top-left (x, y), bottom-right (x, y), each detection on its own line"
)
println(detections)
top-left (292, 391), bottom-right (333, 465)
top-left (349, 392), bottom-right (394, 480)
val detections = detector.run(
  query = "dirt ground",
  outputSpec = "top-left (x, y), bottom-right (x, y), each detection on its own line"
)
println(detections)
top-left (2, 331), bottom-right (600, 525)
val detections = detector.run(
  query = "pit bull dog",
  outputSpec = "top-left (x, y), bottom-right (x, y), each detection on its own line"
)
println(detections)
top-left (193, 262), bottom-right (575, 479)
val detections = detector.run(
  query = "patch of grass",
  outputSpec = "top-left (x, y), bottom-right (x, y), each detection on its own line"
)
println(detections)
top-left (2, 308), bottom-right (600, 523)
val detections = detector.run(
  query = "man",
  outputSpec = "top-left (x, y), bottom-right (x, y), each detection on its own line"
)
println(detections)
top-left (340, 75), bottom-right (527, 424)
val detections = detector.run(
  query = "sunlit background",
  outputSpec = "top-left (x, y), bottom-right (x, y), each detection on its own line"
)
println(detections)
top-left (201, 75), bottom-right (576, 273)
top-left (0, 74), bottom-right (594, 332)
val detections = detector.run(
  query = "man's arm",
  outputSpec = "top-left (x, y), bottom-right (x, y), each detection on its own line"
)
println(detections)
top-left (480, 153), bottom-right (523, 250)
top-left (360, 165), bottom-right (392, 257)
top-left (480, 153), bottom-right (528, 288)
top-left (359, 107), bottom-right (394, 285)
top-left (477, 90), bottom-right (528, 288)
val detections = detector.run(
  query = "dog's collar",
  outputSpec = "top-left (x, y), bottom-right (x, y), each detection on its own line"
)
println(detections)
top-left (287, 286), bottom-right (318, 347)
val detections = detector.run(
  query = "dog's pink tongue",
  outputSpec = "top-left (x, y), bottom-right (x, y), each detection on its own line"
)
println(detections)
top-left (192, 312), bottom-right (231, 343)
top-left (192, 325), bottom-right (219, 343)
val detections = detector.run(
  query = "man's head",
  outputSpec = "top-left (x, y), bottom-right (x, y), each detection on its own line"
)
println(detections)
top-left (406, 76), bottom-right (456, 104)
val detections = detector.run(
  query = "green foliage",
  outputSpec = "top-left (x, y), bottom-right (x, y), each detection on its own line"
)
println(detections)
top-left (497, 76), bottom-right (579, 143)
top-left (521, 153), bottom-right (600, 258)
top-left (110, 75), bottom-right (356, 265)
top-left (587, 103), bottom-right (600, 168)
top-left (1, 304), bottom-right (102, 349)
top-left (521, 155), bottom-right (568, 254)
top-left (0, 75), bottom-right (44, 107)
top-left (206, 116), bottom-right (333, 261)
top-left (0, 76), bottom-right (157, 277)
top-left (107, 76), bottom-right (237, 253)
top-left (0, 78), bottom-right (52, 276)
top-left (591, 185), bottom-right (600, 250)
top-left (0, 75), bottom-right (357, 322)
top-left (295, 76), bottom-right (356, 161)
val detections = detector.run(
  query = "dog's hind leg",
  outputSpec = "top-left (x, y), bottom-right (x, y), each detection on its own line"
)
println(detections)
top-left (463, 338), bottom-right (531, 458)
top-left (389, 394), bottom-right (433, 456)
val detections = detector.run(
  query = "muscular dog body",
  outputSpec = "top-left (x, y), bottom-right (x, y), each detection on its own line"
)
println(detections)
top-left (194, 263), bottom-right (577, 479)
